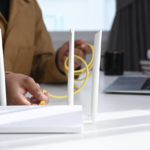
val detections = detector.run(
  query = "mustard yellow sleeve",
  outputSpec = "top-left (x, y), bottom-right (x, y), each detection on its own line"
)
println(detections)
top-left (31, 51), bottom-right (67, 83)
top-left (5, 71), bottom-right (13, 74)
top-left (31, 0), bottom-right (67, 83)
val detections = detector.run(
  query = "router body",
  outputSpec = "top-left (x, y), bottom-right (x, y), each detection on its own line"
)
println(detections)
top-left (0, 105), bottom-right (83, 133)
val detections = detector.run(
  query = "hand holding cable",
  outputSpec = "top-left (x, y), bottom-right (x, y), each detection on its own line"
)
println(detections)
top-left (39, 44), bottom-right (94, 105)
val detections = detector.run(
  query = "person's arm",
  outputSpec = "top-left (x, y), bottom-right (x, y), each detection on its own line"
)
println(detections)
top-left (30, 1), bottom-right (67, 84)
top-left (31, 0), bottom-right (92, 84)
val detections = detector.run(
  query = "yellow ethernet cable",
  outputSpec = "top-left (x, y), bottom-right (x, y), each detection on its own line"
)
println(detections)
top-left (39, 44), bottom-right (94, 105)
top-left (39, 89), bottom-right (47, 105)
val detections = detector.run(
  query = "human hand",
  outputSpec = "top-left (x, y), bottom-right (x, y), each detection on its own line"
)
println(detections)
top-left (5, 73), bottom-right (49, 105)
top-left (57, 39), bottom-right (92, 72)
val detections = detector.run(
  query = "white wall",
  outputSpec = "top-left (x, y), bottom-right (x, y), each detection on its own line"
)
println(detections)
top-left (37, 0), bottom-right (116, 31)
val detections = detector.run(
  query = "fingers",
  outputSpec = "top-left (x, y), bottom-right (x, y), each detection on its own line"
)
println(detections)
top-left (31, 99), bottom-right (40, 105)
top-left (80, 44), bottom-right (92, 54)
top-left (58, 41), bottom-right (69, 56)
top-left (6, 74), bottom-right (31, 105)
top-left (65, 49), bottom-right (85, 59)
top-left (57, 40), bottom-right (89, 72)
top-left (63, 48), bottom-right (86, 69)
top-left (20, 82), bottom-right (49, 105)
top-left (5, 73), bottom-right (49, 106)
top-left (75, 39), bottom-right (85, 47)
top-left (29, 92), bottom-right (50, 105)
top-left (44, 92), bottom-right (50, 104)
top-left (29, 92), bottom-right (49, 105)
top-left (22, 76), bottom-right (47, 101)
top-left (74, 48), bottom-right (85, 59)
top-left (74, 48), bottom-right (86, 69)
top-left (14, 94), bottom-right (31, 105)
top-left (36, 84), bottom-right (49, 104)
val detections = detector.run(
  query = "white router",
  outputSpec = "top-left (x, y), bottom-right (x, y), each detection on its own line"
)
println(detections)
top-left (0, 29), bottom-right (102, 133)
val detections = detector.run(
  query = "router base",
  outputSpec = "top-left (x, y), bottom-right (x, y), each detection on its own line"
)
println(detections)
top-left (0, 105), bottom-right (83, 133)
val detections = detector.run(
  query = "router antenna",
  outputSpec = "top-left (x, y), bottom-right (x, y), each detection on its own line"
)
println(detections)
top-left (0, 29), bottom-right (7, 106)
top-left (91, 30), bottom-right (102, 122)
top-left (68, 29), bottom-right (74, 105)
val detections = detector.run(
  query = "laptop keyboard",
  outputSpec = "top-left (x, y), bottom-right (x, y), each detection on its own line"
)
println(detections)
top-left (141, 78), bottom-right (150, 90)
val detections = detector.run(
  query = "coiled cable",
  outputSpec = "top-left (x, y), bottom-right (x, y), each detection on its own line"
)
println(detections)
top-left (39, 44), bottom-right (94, 105)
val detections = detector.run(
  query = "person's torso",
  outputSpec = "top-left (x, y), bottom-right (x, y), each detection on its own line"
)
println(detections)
top-left (1, 0), bottom-right (37, 75)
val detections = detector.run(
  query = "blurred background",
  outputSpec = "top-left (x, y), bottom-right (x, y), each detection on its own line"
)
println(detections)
top-left (37, 0), bottom-right (116, 70)
top-left (37, 0), bottom-right (116, 31)
top-left (37, 0), bottom-right (150, 73)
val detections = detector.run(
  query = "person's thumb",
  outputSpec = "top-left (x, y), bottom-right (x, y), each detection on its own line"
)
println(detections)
top-left (22, 77), bottom-right (47, 101)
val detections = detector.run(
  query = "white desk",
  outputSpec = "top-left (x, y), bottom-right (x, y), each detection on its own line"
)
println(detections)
top-left (1, 71), bottom-right (150, 150)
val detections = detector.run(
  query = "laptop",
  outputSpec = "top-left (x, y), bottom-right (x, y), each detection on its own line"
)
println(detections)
top-left (104, 77), bottom-right (150, 94)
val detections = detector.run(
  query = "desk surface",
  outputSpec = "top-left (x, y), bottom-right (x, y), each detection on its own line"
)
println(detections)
top-left (1, 72), bottom-right (150, 150)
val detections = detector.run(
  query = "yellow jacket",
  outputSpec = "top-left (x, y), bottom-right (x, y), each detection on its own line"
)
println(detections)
top-left (1, 0), bottom-right (67, 83)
